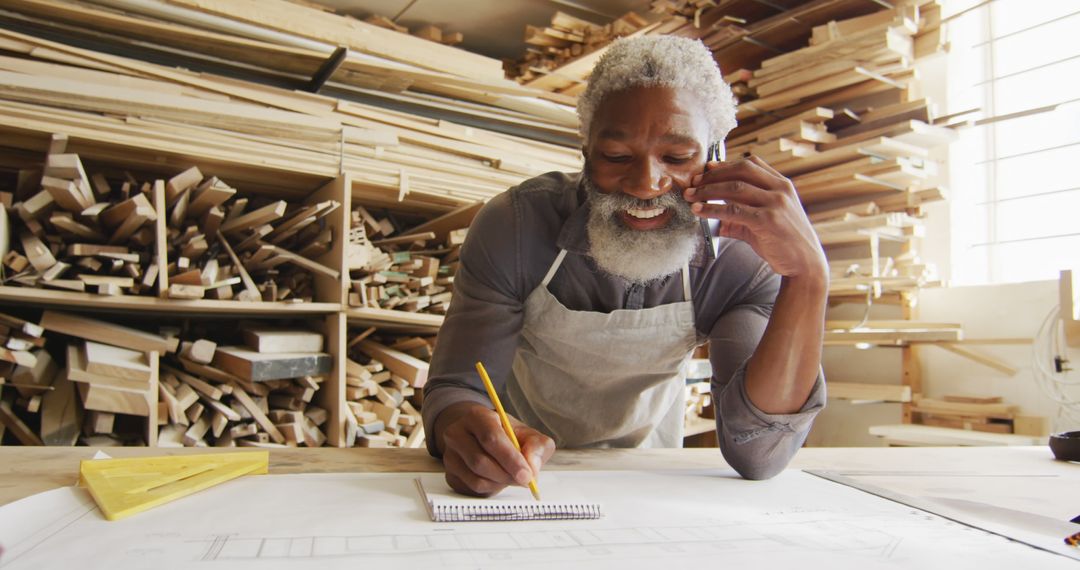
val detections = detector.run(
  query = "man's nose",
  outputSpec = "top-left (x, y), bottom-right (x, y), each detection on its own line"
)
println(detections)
top-left (623, 158), bottom-right (672, 200)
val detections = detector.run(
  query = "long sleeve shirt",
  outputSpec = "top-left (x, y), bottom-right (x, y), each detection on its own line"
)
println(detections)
top-left (422, 171), bottom-right (825, 479)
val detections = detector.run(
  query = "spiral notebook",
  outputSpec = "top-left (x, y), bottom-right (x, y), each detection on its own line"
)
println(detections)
top-left (415, 474), bottom-right (603, 522)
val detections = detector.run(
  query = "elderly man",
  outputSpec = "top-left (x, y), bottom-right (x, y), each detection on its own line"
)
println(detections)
top-left (421, 35), bottom-right (828, 496)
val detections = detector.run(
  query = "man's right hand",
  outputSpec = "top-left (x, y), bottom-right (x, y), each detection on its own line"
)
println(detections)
top-left (433, 401), bottom-right (555, 497)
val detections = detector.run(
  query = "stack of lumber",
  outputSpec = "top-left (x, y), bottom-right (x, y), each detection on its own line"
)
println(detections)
top-left (346, 203), bottom-right (473, 315)
top-left (508, 14), bottom-right (688, 98)
top-left (343, 328), bottom-right (429, 449)
top-left (911, 395), bottom-right (1049, 437)
top-left (650, 0), bottom-right (910, 74)
top-left (0, 23), bottom-right (582, 216)
top-left (363, 16), bottom-right (464, 47)
top-left (505, 10), bottom-right (652, 94)
top-left (701, 2), bottom-right (953, 305)
top-left (0, 0), bottom-right (577, 138)
top-left (158, 325), bottom-right (332, 448)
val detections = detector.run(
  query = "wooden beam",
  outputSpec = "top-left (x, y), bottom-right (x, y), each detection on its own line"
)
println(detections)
top-left (40, 310), bottom-right (178, 353)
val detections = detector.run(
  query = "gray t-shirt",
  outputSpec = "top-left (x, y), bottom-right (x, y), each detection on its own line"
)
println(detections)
top-left (422, 171), bottom-right (825, 479)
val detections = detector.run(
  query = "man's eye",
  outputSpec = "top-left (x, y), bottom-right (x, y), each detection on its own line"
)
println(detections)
top-left (665, 155), bottom-right (693, 164)
top-left (602, 154), bottom-right (631, 163)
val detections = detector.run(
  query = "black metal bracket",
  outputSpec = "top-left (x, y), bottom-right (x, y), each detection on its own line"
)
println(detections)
top-left (304, 46), bottom-right (348, 93)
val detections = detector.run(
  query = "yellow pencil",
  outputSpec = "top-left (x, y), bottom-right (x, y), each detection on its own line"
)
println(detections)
top-left (475, 361), bottom-right (541, 501)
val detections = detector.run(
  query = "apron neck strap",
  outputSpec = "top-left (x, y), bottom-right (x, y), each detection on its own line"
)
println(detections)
top-left (681, 262), bottom-right (692, 302)
top-left (542, 249), bottom-right (569, 286)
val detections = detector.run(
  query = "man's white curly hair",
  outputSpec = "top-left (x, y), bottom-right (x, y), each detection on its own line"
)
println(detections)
top-left (577, 35), bottom-right (737, 145)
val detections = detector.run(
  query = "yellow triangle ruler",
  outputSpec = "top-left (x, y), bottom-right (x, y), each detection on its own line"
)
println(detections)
top-left (79, 451), bottom-right (269, 521)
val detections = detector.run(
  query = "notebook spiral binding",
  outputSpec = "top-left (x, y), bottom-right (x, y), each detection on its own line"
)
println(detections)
top-left (433, 503), bottom-right (602, 522)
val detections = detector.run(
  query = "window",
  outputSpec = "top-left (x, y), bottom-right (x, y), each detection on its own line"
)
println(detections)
top-left (943, 0), bottom-right (1080, 285)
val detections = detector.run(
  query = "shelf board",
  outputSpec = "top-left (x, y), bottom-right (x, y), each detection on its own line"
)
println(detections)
top-left (345, 307), bottom-right (444, 333)
top-left (868, 424), bottom-right (1045, 447)
top-left (0, 286), bottom-right (340, 316)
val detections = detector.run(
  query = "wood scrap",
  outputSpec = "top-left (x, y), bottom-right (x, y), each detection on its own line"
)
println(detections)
top-left (342, 329), bottom-right (428, 449)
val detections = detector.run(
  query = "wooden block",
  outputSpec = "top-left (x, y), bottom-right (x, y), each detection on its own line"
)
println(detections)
top-left (183, 415), bottom-right (211, 446)
top-left (166, 166), bottom-right (202, 205)
top-left (1013, 415), bottom-right (1049, 437)
top-left (84, 410), bottom-right (116, 434)
top-left (83, 340), bottom-right (152, 382)
top-left (356, 340), bottom-right (429, 387)
top-left (67, 343), bottom-right (148, 393)
top-left (242, 328), bottom-right (324, 353)
top-left (19, 230), bottom-right (56, 272)
top-left (212, 346), bottom-right (332, 381)
top-left (40, 311), bottom-right (178, 354)
top-left (158, 382), bottom-right (188, 426)
top-left (179, 339), bottom-right (217, 364)
top-left (168, 283), bottom-right (205, 299)
top-left (77, 382), bottom-right (150, 416)
top-left (229, 422), bottom-right (258, 439)
top-left (174, 383), bottom-right (199, 410)
top-left (12, 348), bottom-right (56, 397)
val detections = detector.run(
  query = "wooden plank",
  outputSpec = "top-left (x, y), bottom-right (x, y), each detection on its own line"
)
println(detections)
top-left (77, 381), bottom-right (151, 416)
top-left (152, 179), bottom-right (170, 298)
top-left (83, 340), bottom-right (153, 382)
top-left (828, 382), bottom-right (911, 402)
top-left (212, 346), bottom-right (332, 382)
top-left (166, 0), bottom-right (504, 82)
top-left (40, 310), bottom-right (178, 354)
top-left (216, 230), bottom-right (262, 302)
top-left (242, 328), bottom-right (324, 353)
top-left (356, 340), bottom-right (428, 387)
top-left (67, 343), bottom-right (150, 393)
top-left (230, 385), bottom-right (285, 444)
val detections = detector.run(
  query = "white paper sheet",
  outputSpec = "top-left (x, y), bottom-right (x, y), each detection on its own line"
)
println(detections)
top-left (0, 469), bottom-right (1074, 569)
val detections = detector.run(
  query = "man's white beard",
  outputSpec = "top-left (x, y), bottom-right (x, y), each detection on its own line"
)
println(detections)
top-left (584, 175), bottom-right (701, 285)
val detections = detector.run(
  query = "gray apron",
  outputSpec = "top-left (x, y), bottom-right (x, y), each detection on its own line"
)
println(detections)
top-left (506, 249), bottom-right (701, 448)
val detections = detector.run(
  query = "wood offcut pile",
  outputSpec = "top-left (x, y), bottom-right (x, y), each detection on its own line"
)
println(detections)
top-left (346, 203), bottom-right (479, 316)
top-left (1, 153), bottom-right (339, 302)
top-left (0, 309), bottom-right (178, 446)
top-left (2, 138), bottom-right (162, 297)
top-left (157, 324), bottom-right (332, 448)
top-left (0, 309), bottom-right (335, 447)
top-left (156, 165), bottom-right (340, 303)
top-left (344, 328), bottom-right (430, 449)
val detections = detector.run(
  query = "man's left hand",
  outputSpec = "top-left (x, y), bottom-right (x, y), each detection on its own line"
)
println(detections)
top-left (683, 155), bottom-right (827, 281)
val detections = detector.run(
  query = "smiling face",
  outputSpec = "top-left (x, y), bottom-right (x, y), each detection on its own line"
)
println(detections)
top-left (582, 86), bottom-right (711, 283)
